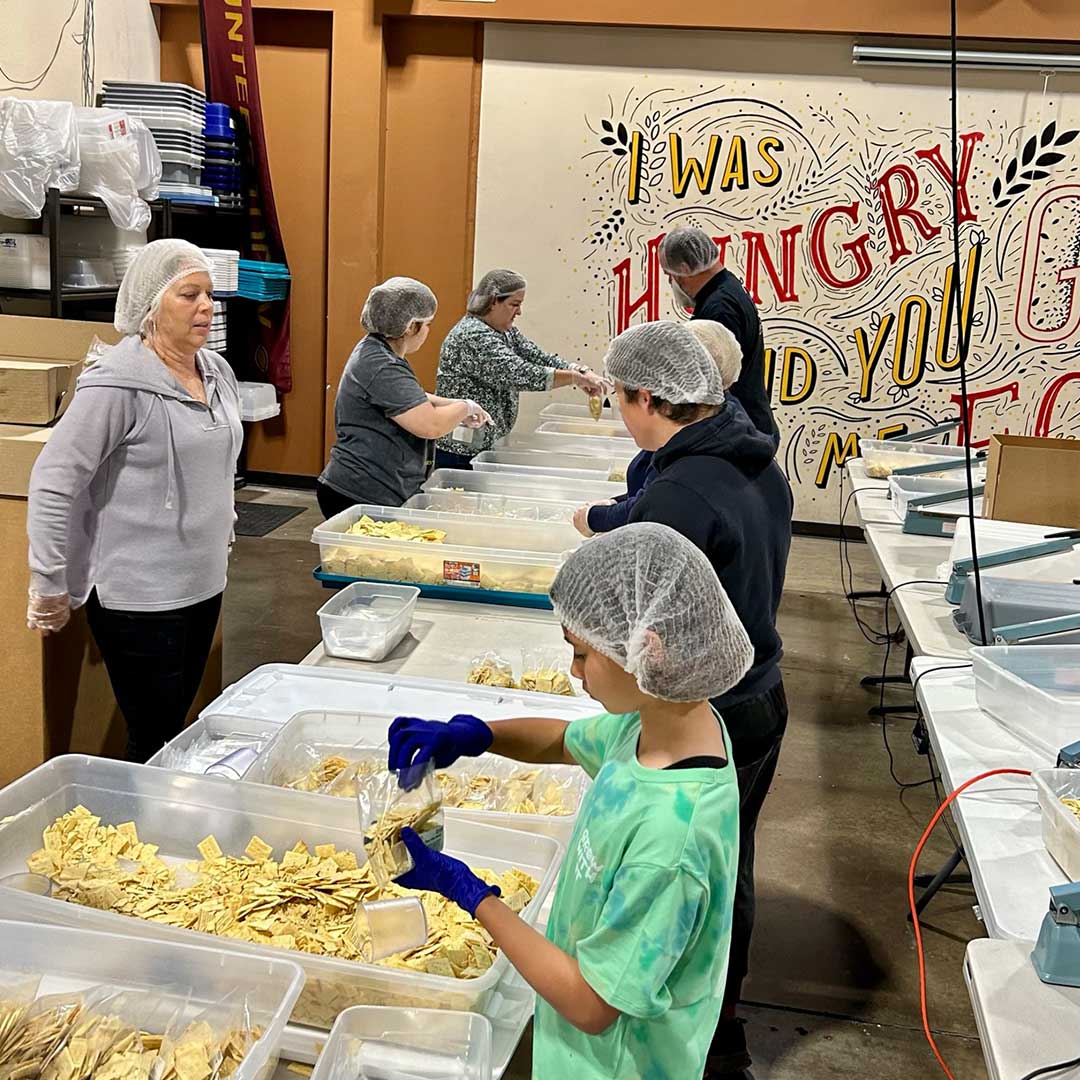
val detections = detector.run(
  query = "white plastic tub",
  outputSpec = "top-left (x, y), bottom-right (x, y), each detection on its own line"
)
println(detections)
top-left (0, 919), bottom-right (303, 1080)
top-left (313, 505), bottom-right (577, 596)
top-left (246, 710), bottom-right (588, 845)
top-left (311, 1006), bottom-right (492, 1080)
top-left (888, 474), bottom-right (986, 518)
top-left (317, 581), bottom-right (420, 662)
top-left (472, 449), bottom-right (633, 484)
top-left (237, 382), bottom-right (280, 422)
top-left (422, 468), bottom-right (625, 504)
top-left (1032, 769), bottom-right (1080, 880)
top-left (971, 646), bottom-right (1080, 760)
top-left (536, 420), bottom-right (632, 439)
top-left (0, 756), bottom-right (560, 1028)
top-left (0, 234), bottom-right (49, 288)
top-left (860, 438), bottom-right (972, 479)
top-left (539, 401), bottom-right (621, 423)
top-left (404, 491), bottom-right (578, 523)
top-left (147, 712), bottom-right (283, 774)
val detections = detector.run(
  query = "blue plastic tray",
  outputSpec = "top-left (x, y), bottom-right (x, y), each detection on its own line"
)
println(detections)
top-left (312, 565), bottom-right (553, 609)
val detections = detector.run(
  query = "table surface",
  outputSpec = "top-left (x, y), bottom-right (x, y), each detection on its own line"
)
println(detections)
top-left (965, 938), bottom-right (1080, 1080)
top-left (911, 658), bottom-right (1065, 942)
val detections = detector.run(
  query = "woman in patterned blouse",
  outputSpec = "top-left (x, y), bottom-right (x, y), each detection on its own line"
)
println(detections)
top-left (434, 269), bottom-right (608, 468)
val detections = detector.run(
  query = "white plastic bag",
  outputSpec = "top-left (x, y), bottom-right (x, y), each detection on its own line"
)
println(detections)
top-left (0, 98), bottom-right (79, 218)
top-left (75, 108), bottom-right (153, 232)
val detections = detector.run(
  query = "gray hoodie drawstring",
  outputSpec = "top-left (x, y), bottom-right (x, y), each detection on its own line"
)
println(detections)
top-left (157, 395), bottom-right (178, 510)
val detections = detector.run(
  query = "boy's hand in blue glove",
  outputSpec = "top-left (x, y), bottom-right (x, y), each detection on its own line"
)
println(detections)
top-left (388, 714), bottom-right (493, 775)
top-left (394, 827), bottom-right (501, 916)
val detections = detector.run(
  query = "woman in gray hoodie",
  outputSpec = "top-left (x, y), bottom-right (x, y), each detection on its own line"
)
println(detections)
top-left (26, 239), bottom-right (243, 762)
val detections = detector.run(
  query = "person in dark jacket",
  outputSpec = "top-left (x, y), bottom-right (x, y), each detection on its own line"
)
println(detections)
top-left (660, 227), bottom-right (779, 445)
top-left (607, 319), bottom-right (793, 1080)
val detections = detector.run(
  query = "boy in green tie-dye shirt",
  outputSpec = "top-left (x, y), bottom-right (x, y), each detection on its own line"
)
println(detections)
top-left (389, 523), bottom-right (754, 1079)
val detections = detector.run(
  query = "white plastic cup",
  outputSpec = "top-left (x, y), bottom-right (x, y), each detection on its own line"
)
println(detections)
top-left (205, 747), bottom-right (260, 779)
top-left (350, 897), bottom-right (428, 962)
top-left (0, 873), bottom-right (52, 896)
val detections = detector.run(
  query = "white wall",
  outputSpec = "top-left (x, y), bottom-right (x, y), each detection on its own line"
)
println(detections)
top-left (0, 0), bottom-right (159, 105)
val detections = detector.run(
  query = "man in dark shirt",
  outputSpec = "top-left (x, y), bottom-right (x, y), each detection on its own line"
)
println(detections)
top-left (659, 228), bottom-right (779, 445)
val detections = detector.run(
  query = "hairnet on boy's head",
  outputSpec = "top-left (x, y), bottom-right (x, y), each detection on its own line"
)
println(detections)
top-left (605, 321), bottom-right (725, 405)
top-left (687, 319), bottom-right (743, 390)
top-left (551, 522), bottom-right (753, 702)
top-left (659, 228), bottom-right (721, 276)
top-left (361, 277), bottom-right (437, 339)
top-left (467, 269), bottom-right (527, 316)
top-left (114, 239), bottom-right (211, 335)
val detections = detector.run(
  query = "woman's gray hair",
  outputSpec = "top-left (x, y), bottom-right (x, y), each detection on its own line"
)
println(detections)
top-left (466, 268), bottom-right (527, 317)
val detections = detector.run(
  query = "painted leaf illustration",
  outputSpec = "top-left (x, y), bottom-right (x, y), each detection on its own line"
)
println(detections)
top-left (612, 148), bottom-right (627, 157)
top-left (1056, 130), bottom-right (1080, 146)
top-left (1036, 152), bottom-right (1065, 166)
top-left (992, 178), bottom-right (1002, 199)
top-left (1043, 121), bottom-right (1057, 144)
top-left (601, 137), bottom-right (616, 146)
top-left (617, 122), bottom-right (628, 145)
top-left (1019, 169), bottom-right (1050, 181)
top-left (1006, 159), bottom-right (1017, 183)
top-left (1022, 135), bottom-right (1038, 164)
top-left (1009, 182), bottom-right (1032, 198)
top-left (601, 119), bottom-right (613, 133)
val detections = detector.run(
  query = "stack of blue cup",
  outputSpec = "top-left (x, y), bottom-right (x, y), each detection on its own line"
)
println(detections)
top-left (203, 102), bottom-right (242, 210)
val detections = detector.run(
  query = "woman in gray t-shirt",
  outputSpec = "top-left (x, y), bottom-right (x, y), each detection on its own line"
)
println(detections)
top-left (319, 278), bottom-right (489, 517)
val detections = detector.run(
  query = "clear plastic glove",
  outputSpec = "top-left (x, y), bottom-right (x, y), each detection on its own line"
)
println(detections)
top-left (572, 504), bottom-right (595, 538)
top-left (394, 826), bottom-right (501, 915)
top-left (462, 400), bottom-right (493, 429)
top-left (27, 591), bottom-right (71, 634)
top-left (388, 714), bottom-right (494, 775)
top-left (575, 370), bottom-right (611, 397)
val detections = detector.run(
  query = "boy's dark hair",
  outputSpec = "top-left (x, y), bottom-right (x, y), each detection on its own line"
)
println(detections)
top-left (621, 386), bottom-right (721, 426)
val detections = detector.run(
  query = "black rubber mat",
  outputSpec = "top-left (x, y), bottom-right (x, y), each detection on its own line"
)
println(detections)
top-left (234, 501), bottom-right (305, 537)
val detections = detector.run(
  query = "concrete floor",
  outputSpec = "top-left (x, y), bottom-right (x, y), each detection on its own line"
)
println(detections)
top-left (233, 486), bottom-right (988, 1080)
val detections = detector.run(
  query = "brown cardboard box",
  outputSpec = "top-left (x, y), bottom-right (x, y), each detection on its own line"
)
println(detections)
top-left (0, 357), bottom-right (81, 425)
top-left (984, 434), bottom-right (1080, 529)
top-left (0, 425), bottom-right (52, 497)
top-left (0, 313), bottom-right (120, 361)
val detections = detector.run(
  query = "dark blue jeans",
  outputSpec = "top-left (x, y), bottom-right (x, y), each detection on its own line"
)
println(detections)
top-left (433, 447), bottom-right (475, 472)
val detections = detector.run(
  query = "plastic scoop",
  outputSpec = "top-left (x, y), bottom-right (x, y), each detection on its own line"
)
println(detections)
top-left (205, 746), bottom-right (260, 779)
top-left (347, 897), bottom-right (428, 961)
top-left (0, 873), bottom-right (52, 896)
top-left (355, 1038), bottom-right (469, 1079)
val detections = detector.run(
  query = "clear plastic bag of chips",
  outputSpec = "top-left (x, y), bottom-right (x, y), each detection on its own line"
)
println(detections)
top-left (518, 647), bottom-right (575, 696)
top-left (466, 651), bottom-right (516, 689)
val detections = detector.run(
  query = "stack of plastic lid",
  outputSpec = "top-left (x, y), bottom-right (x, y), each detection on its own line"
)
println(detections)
top-left (237, 259), bottom-right (290, 300)
top-left (203, 103), bottom-right (242, 210)
top-left (202, 247), bottom-right (239, 294)
top-left (208, 300), bottom-right (228, 355)
top-left (100, 82), bottom-right (213, 204)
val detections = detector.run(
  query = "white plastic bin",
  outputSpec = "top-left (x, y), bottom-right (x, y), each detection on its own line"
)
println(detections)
top-left (147, 713), bottom-right (283, 773)
top-left (859, 438), bottom-right (972, 479)
top-left (888, 474), bottom-right (986, 518)
top-left (1031, 769), bottom-right (1080, 880)
top-left (238, 380), bottom-right (280, 422)
top-left (0, 234), bottom-right (49, 288)
top-left (539, 401), bottom-right (621, 423)
top-left (535, 419), bottom-right (632, 439)
top-left (472, 449), bottom-right (633, 484)
top-left (317, 581), bottom-right (420, 662)
top-left (971, 646), bottom-right (1080, 760)
top-left (422, 468), bottom-right (624, 504)
top-left (0, 756), bottom-right (561, 1028)
top-left (0, 919), bottom-right (303, 1080)
top-left (247, 710), bottom-right (588, 845)
top-left (404, 491), bottom-right (577, 523)
top-left (311, 1006), bottom-right (492, 1080)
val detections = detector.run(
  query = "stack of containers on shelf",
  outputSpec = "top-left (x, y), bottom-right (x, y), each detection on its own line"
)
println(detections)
top-left (238, 259), bottom-right (290, 300)
top-left (59, 215), bottom-right (147, 291)
top-left (203, 103), bottom-right (242, 209)
top-left (100, 81), bottom-right (213, 205)
top-left (208, 300), bottom-right (227, 356)
top-left (202, 247), bottom-right (240, 293)
top-left (0, 235), bottom-right (50, 288)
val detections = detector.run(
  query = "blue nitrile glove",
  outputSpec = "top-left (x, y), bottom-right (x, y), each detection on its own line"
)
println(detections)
top-left (388, 714), bottom-right (493, 776)
top-left (394, 827), bottom-right (501, 916)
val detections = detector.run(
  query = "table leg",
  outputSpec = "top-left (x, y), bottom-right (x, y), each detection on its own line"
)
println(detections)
top-left (909, 846), bottom-right (971, 919)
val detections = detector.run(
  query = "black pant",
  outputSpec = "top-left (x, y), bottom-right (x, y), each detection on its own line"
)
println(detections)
top-left (433, 447), bottom-right (474, 472)
top-left (709, 680), bottom-right (788, 1073)
top-left (85, 589), bottom-right (223, 764)
top-left (316, 480), bottom-right (358, 521)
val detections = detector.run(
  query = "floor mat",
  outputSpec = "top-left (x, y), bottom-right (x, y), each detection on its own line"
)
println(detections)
top-left (234, 501), bottom-right (306, 537)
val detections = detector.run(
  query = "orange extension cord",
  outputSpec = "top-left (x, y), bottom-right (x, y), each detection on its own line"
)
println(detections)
top-left (909, 767), bottom-right (1033, 1079)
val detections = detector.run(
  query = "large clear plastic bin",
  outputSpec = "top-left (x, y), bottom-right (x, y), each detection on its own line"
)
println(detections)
top-left (404, 491), bottom-right (577, 523)
top-left (859, 438), bottom-right (972, 479)
top-left (422, 469), bottom-right (625, 504)
top-left (146, 712), bottom-right (282, 773)
top-left (496, 432), bottom-right (637, 458)
top-left (317, 581), bottom-right (420, 662)
top-left (539, 401), bottom-right (621, 423)
top-left (0, 919), bottom-right (304, 1080)
top-left (246, 710), bottom-right (588, 846)
top-left (311, 1006), bottom-right (492, 1080)
top-left (1031, 769), bottom-right (1080, 880)
top-left (971, 646), bottom-right (1080, 760)
top-left (535, 420), bottom-right (632, 440)
top-left (312, 505), bottom-right (576, 596)
top-left (472, 450), bottom-right (633, 484)
top-left (888, 474), bottom-right (985, 518)
top-left (0, 757), bottom-right (560, 1029)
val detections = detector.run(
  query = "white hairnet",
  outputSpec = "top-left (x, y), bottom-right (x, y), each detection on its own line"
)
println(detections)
top-left (551, 522), bottom-right (753, 702)
top-left (361, 276), bottom-right (437, 338)
top-left (660, 227), bottom-right (721, 275)
top-left (605, 321), bottom-right (725, 405)
top-left (114, 239), bottom-right (211, 335)
top-left (688, 319), bottom-right (743, 390)
top-left (467, 269), bottom-right (527, 316)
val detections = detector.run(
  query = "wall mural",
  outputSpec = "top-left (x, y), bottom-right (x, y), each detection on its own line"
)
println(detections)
top-left (474, 27), bottom-right (1080, 523)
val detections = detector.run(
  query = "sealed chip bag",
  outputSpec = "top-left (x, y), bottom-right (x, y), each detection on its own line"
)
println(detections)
top-left (358, 762), bottom-right (445, 886)
top-left (519, 647), bottom-right (575, 696)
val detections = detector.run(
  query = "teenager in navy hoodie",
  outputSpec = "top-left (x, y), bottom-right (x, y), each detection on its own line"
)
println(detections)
top-left (606, 320), bottom-right (793, 1080)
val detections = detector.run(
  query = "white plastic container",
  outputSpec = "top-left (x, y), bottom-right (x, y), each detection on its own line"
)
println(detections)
top-left (888, 473), bottom-right (986, 518)
top-left (0, 234), bottom-right (49, 288)
top-left (312, 504), bottom-right (577, 595)
top-left (859, 438), bottom-right (972, 479)
top-left (238, 380), bottom-right (280, 422)
top-left (404, 490), bottom-right (577, 523)
top-left (423, 468), bottom-right (625, 504)
top-left (971, 646), bottom-right (1080, 760)
top-left (472, 449), bottom-right (633, 484)
top-left (536, 419), bottom-right (632, 439)
top-left (317, 581), bottom-right (420, 662)
top-left (147, 713), bottom-right (283, 773)
top-left (0, 756), bottom-right (561, 1029)
top-left (246, 709), bottom-right (588, 845)
top-left (1032, 769), bottom-right (1080, 880)
top-left (539, 401), bottom-right (621, 423)
top-left (0, 919), bottom-right (304, 1080)
top-left (311, 1006), bottom-right (492, 1080)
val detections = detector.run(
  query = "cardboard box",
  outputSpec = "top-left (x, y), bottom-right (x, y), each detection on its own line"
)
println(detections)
top-left (984, 435), bottom-right (1080, 529)
top-left (0, 357), bottom-right (81, 424)
top-left (0, 425), bottom-right (52, 498)
top-left (0, 313), bottom-right (121, 361)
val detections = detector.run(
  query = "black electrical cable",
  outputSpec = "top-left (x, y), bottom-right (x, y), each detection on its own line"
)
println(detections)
top-left (837, 471), bottom-right (894, 646)
top-left (0, 0), bottom-right (82, 92)
top-left (1017, 1056), bottom-right (1080, 1080)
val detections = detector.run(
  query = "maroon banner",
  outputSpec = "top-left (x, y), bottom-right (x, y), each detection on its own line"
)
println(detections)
top-left (199, 0), bottom-right (292, 393)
